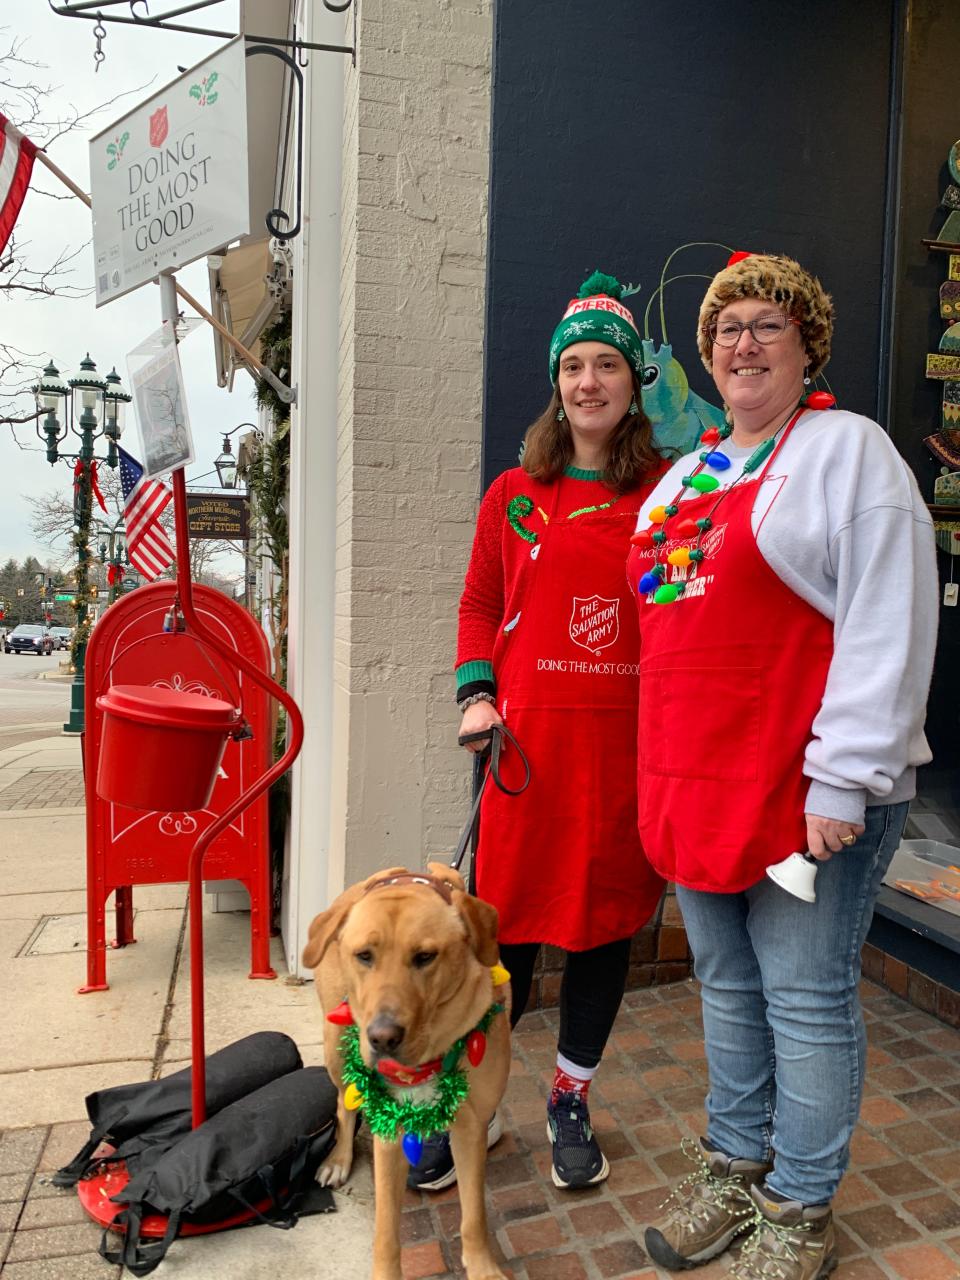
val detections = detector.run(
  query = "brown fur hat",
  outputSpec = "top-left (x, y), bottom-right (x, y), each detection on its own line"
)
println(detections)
top-left (697, 252), bottom-right (834, 379)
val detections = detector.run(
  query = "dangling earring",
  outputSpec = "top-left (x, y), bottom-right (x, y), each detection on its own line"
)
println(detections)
top-left (556, 406), bottom-right (565, 422)
top-left (628, 399), bottom-right (639, 416)
top-left (803, 367), bottom-right (811, 387)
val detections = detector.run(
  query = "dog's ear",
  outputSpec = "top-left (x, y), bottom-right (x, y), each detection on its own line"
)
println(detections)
top-left (426, 860), bottom-right (465, 894)
top-left (301, 867), bottom-right (411, 969)
top-left (453, 889), bottom-right (500, 966)
top-left (301, 882), bottom-right (366, 969)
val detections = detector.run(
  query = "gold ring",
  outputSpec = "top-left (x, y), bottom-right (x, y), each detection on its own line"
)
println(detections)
top-left (840, 834), bottom-right (856, 846)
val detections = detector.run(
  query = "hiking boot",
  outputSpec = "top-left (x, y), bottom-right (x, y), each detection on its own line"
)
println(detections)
top-left (545, 1092), bottom-right (610, 1189)
top-left (644, 1137), bottom-right (773, 1270)
top-left (406, 1111), bottom-right (503, 1191)
top-left (730, 1183), bottom-right (837, 1280)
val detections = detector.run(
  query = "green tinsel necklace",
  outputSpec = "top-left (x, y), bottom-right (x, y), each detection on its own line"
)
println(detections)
top-left (339, 1002), bottom-right (505, 1154)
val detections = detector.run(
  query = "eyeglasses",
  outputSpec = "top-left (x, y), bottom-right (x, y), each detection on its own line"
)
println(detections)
top-left (704, 313), bottom-right (801, 347)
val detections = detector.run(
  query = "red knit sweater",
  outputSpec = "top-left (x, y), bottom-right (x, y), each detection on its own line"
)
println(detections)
top-left (456, 465), bottom-right (657, 687)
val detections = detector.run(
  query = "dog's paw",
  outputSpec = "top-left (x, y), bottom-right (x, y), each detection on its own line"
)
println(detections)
top-left (463, 1249), bottom-right (509, 1280)
top-left (317, 1148), bottom-right (354, 1188)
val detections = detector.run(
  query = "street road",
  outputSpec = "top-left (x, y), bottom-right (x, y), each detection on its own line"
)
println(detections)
top-left (0, 651), bottom-right (71, 745)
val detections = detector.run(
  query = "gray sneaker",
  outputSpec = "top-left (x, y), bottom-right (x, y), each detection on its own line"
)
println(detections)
top-left (730, 1183), bottom-right (837, 1280)
top-left (644, 1137), bottom-right (773, 1270)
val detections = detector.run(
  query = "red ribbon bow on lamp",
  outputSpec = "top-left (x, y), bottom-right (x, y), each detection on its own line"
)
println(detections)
top-left (107, 563), bottom-right (125, 586)
top-left (73, 459), bottom-right (107, 513)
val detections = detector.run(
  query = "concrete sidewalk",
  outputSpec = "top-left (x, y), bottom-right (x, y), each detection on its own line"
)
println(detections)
top-left (0, 730), bottom-right (376, 1279)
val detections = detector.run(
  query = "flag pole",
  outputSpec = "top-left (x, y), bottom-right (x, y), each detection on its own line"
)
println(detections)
top-left (34, 149), bottom-right (89, 205)
top-left (33, 149), bottom-right (289, 399)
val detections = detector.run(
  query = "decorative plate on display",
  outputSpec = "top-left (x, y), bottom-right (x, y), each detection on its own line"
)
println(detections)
top-left (940, 280), bottom-right (960, 320)
top-left (950, 140), bottom-right (960, 187)
top-left (934, 468), bottom-right (960, 506)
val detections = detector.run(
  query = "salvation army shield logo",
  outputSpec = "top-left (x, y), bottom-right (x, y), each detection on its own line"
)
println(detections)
top-left (701, 524), bottom-right (726, 557)
top-left (569, 595), bottom-right (620, 655)
top-left (150, 106), bottom-right (169, 149)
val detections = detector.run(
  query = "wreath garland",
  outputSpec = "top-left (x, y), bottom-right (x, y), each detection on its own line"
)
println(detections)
top-left (339, 1002), bottom-right (505, 1142)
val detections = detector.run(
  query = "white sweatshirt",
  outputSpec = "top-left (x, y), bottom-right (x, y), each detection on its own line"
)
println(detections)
top-left (636, 409), bottom-right (938, 825)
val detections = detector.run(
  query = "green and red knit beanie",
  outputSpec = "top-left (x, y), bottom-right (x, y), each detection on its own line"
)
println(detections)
top-left (548, 270), bottom-right (644, 384)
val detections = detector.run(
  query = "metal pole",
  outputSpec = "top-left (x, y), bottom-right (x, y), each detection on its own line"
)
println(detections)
top-left (64, 415), bottom-right (95, 735)
top-left (108, 527), bottom-right (121, 605)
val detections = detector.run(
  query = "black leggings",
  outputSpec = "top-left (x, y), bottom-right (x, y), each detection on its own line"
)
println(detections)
top-left (498, 937), bottom-right (632, 1070)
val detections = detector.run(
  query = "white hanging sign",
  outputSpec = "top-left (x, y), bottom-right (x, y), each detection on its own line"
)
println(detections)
top-left (90, 35), bottom-right (250, 306)
top-left (127, 321), bottom-right (196, 478)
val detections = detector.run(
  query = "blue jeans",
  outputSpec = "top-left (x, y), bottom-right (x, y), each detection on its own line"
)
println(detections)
top-left (676, 802), bottom-right (908, 1204)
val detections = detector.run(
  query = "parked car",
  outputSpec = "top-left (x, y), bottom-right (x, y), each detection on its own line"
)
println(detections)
top-left (4, 624), bottom-right (54, 656)
top-left (49, 627), bottom-right (73, 651)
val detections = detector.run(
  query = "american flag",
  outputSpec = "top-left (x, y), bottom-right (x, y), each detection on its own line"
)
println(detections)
top-left (118, 447), bottom-right (175, 580)
top-left (0, 113), bottom-right (37, 257)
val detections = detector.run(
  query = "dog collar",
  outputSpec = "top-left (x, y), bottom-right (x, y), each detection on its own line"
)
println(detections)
top-left (375, 1055), bottom-right (443, 1087)
top-left (339, 1001), bottom-right (505, 1160)
top-left (362, 871), bottom-right (454, 905)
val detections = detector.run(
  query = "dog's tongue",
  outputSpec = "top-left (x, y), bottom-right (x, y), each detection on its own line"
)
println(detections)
top-left (376, 1056), bottom-right (442, 1086)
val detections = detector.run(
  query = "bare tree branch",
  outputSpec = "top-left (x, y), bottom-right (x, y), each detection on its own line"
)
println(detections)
top-left (0, 235), bottom-right (92, 302)
top-left (0, 28), bottom-right (153, 147)
top-left (0, 26), bottom-right (155, 425)
top-left (0, 407), bottom-right (44, 426)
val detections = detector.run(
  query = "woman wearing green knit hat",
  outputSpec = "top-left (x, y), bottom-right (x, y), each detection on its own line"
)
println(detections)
top-left (408, 272), bottom-right (667, 1194)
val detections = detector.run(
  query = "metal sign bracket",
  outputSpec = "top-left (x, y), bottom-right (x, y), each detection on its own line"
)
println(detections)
top-left (48, 1), bottom-right (357, 69)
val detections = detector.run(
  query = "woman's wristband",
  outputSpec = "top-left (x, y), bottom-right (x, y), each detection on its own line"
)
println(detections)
top-left (456, 677), bottom-right (496, 705)
top-left (459, 691), bottom-right (496, 714)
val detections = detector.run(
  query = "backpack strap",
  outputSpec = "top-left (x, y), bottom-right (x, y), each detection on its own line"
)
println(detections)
top-left (99, 1204), bottom-right (181, 1277)
top-left (51, 1121), bottom-right (115, 1187)
top-left (227, 1134), bottom-right (314, 1229)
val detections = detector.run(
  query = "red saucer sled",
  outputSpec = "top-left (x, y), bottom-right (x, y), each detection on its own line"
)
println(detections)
top-left (78, 1151), bottom-right (267, 1237)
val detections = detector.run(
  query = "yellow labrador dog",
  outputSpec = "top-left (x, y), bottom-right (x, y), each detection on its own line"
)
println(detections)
top-left (302, 862), bottom-right (511, 1280)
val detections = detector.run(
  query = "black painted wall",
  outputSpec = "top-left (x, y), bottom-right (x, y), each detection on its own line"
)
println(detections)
top-left (483, 0), bottom-right (959, 825)
top-left (483, 0), bottom-right (896, 481)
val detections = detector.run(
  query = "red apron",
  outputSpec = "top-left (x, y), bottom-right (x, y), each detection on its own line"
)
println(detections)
top-left (477, 485), bottom-right (665, 950)
top-left (627, 426), bottom-right (834, 892)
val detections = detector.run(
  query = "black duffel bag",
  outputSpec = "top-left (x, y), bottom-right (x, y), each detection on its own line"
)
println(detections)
top-left (54, 1031), bottom-right (303, 1188)
top-left (100, 1065), bottom-right (339, 1276)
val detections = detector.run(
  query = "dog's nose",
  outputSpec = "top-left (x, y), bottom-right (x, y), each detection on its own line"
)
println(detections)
top-left (366, 1015), bottom-right (406, 1055)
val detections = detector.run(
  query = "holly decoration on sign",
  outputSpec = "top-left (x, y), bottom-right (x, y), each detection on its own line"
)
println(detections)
top-left (105, 132), bottom-right (130, 171)
top-left (189, 73), bottom-right (219, 107)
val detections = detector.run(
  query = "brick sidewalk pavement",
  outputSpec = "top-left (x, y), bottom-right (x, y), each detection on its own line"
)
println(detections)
top-left (401, 979), bottom-right (960, 1280)
top-left (2, 978), bottom-right (959, 1278)
top-left (0, 769), bottom-right (86, 809)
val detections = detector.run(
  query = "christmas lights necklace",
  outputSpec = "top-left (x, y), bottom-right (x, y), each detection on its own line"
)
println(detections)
top-left (632, 392), bottom-right (835, 603)
top-left (336, 1001), bottom-right (505, 1164)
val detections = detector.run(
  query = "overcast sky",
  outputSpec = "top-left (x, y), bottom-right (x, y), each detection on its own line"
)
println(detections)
top-left (1, 0), bottom-right (250, 570)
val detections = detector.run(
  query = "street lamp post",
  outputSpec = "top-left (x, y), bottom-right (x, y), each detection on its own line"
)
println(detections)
top-left (32, 354), bottom-right (131, 735)
top-left (98, 516), bottom-right (129, 604)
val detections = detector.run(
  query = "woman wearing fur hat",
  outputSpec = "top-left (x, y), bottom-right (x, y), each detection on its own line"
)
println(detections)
top-left (407, 272), bottom-right (666, 1194)
top-left (629, 252), bottom-right (937, 1280)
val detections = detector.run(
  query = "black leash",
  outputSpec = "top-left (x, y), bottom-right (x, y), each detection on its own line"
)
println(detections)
top-left (450, 723), bottom-right (530, 874)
